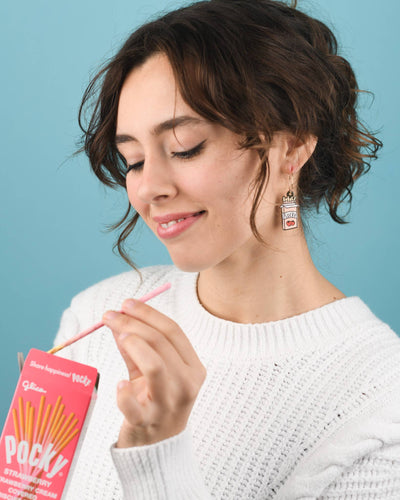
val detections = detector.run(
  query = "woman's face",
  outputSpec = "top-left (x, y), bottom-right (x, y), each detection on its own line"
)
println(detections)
top-left (116, 53), bottom-right (278, 272)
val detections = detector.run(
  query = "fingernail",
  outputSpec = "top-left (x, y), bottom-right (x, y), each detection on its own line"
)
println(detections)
top-left (103, 311), bottom-right (118, 322)
top-left (122, 299), bottom-right (136, 310)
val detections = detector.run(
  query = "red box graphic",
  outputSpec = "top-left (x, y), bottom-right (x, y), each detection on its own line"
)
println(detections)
top-left (0, 349), bottom-right (98, 500)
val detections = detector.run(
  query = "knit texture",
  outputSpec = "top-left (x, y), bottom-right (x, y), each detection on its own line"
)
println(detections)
top-left (54, 265), bottom-right (400, 499)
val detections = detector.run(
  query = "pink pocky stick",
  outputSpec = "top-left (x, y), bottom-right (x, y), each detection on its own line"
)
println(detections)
top-left (48, 282), bottom-right (171, 355)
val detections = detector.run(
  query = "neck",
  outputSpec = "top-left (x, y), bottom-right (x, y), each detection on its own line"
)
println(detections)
top-left (197, 230), bottom-right (345, 324)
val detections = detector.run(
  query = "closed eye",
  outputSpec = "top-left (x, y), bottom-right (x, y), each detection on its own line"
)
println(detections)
top-left (126, 139), bottom-right (207, 174)
top-left (126, 160), bottom-right (144, 174)
top-left (171, 139), bottom-right (206, 160)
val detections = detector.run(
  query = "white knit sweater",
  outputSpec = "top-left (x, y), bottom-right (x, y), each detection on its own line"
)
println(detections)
top-left (54, 265), bottom-right (400, 499)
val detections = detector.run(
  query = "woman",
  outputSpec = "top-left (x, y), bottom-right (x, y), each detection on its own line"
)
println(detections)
top-left (54, 0), bottom-right (400, 498)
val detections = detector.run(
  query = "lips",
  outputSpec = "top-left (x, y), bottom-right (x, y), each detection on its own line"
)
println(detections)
top-left (155, 211), bottom-right (206, 239)
top-left (153, 211), bottom-right (205, 224)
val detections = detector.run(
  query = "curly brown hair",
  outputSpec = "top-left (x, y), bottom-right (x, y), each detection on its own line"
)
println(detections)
top-left (78, 0), bottom-right (382, 267)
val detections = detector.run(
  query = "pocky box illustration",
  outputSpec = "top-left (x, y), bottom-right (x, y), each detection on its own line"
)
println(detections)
top-left (280, 191), bottom-right (299, 230)
top-left (0, 349), bottom-right (98, 500)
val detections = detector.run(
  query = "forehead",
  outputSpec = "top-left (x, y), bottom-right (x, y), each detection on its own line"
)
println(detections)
top-left (116, 53), bottom-right (191, 135)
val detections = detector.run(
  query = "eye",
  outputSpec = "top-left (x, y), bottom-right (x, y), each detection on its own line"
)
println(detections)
top-left (125, 139), bottom-right (206, 175)
top-left (171, 139), bottom-right (207, 160)
top-left (126, 160), bottom-right (144, 174)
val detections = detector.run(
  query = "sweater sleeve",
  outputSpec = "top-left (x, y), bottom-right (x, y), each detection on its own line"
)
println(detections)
top-left (317, 445), bottom-right (400, 499)
top-left (276, 392), bottom-right (400, 499)
top-left (110, 424), bottom-right (212, 499)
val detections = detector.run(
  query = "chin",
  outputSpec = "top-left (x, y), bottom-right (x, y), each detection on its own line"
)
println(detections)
top-left (168, 252), bottom-right (214, 273)
top-left (171, 260), bottom-right (210, 273)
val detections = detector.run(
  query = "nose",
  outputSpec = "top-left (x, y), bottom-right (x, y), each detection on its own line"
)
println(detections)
top-left (134, 154), bottom-right (177, 204)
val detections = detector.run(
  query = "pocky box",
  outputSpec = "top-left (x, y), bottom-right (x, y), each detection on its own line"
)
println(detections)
top-left (0, 349), bottom-right (98, 500)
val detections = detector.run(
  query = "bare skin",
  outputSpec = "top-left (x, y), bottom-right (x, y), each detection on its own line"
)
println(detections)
top-left (102, 53), bottom-right (346, 448)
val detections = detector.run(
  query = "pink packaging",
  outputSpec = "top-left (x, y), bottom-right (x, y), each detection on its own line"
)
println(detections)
top-left (0, 349), bottom-right (98, 500)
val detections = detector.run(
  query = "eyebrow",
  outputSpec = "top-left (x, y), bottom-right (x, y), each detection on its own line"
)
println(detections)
top-left (115, 115), bottom-right (205, 145)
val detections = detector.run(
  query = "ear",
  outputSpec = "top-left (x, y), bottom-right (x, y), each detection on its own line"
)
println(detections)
top-left (284, 133), bottom-right (318, 175)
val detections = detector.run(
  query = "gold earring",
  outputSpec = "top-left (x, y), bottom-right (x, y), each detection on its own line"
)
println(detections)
top-left (280, 167), bottom-right (299, 230)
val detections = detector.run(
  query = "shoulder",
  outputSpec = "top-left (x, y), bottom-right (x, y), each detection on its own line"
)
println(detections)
top-left (279, 299), bottom-right (400, 498)
top-left (337, 297), bottom-right (400, 390)
top-left (307, 296), bottom-right (400, 439)
top-left (334, 295), bottom-right (400, 347)
top-left (327, 298), bottom-right (400, 446)
top-left (68, 264), bottom-right (180, 321)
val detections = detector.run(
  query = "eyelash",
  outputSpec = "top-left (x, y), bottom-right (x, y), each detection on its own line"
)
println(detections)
top-left (126, 140), bottom-right (206, 174)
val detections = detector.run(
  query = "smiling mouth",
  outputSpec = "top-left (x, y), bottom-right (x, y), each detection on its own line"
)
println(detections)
top-left (159, 211), bottom-right (205, 228)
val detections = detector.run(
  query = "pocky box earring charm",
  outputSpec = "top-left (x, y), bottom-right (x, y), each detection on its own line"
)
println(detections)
top-left (280, 167), bottom-right (299, 230)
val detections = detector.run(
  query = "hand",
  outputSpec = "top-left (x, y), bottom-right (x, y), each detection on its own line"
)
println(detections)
top-left (102, 298), bottom-right (207, 448)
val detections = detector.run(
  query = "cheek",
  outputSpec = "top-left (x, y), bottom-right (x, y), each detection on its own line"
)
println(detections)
top-left (218, 168), bottom-right (256, 207)
top-left (126, 178), bottom-right (144, 213)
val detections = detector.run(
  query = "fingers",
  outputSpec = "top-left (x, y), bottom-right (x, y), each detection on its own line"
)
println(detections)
top-left (121, 299), bottom-right (203, 367)
top-left (115, 340), bottom-right (143, 380)
top-left (102, 302), bottom-right (207, 448)
top-left (104, 311), bottom-right (188, 378)
top-left (116, 334), bottom-right (169, 406)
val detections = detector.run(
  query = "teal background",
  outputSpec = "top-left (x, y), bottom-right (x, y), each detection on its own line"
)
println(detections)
top-left (1, 0), bottom-right (399, 425)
